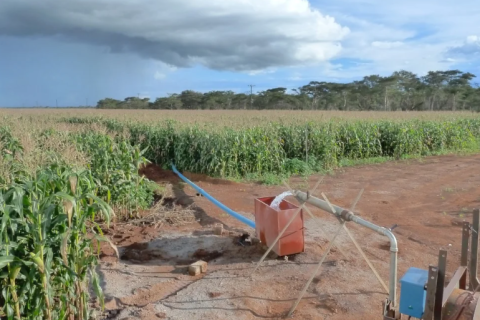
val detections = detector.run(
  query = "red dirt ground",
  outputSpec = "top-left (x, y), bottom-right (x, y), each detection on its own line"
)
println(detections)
top-left (100, 154), bottom-right (480, 320)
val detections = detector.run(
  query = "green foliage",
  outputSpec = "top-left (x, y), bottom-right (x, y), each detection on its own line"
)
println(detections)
top-left (95, 69), bottom-right (480, 111)
top-left (0, 126), bottom-right (23, 157)
top-left (129, 122), bottom-right (286, 177)
top-left (72, 131), bottom-right (155, 213)
top-left (0, 165), bottom-right (113, 320)
top-left (0, 126), bottom-right (26, 188)
top-left (284, 158), bottom-right (311, 176)
top-left (97, 97), bottom-right (150, 109)
top-left (0, 123), bottom-right (157, 319)
top-left (63, 116), bottom-right (480, 180)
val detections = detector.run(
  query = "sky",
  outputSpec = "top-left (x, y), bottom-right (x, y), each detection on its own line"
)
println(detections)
top-left (0, 0), bottom-right (479, 107)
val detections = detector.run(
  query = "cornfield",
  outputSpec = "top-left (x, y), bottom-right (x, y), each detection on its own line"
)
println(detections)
top-left (0, 166), bottom-right (112, 320)
top-left (0, 121), bottom-right (156, 319)
top-left (64, 116), bottom-right (480, 178)
top-left (1, 110), bottom-right (480, 319)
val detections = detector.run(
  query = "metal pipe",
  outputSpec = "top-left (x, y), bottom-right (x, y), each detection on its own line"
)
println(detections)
top-left (171, 164), bottom-right (256, 229)
top-left (390, 252), bottom-right (397, 307)
top-left (293, 190), bottom-right (398, 305)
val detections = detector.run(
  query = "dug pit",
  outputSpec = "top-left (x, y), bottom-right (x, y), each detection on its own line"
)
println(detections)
top-left (118, 233), bottom-right (265, 265)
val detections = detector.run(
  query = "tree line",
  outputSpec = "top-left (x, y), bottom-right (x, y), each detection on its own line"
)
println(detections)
top-left (97, 69), bottom-right (480, 111)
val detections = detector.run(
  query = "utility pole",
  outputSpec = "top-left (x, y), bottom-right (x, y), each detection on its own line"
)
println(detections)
top-left (248, 85), bottom-right (255, 109)
top-left (56, 99), bottom-right (58, 108)
top-left (86, 98), bottom-right (88, 107)
top-left (384, 86), bottom-right (388, 111)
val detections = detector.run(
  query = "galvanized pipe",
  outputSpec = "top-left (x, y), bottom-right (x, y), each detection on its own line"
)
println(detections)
top-left (293, 190), bottom-right (398, 305)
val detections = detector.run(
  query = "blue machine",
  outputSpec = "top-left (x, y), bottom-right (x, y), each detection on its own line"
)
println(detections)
top-left (399, 267), bottom-right (429, 319)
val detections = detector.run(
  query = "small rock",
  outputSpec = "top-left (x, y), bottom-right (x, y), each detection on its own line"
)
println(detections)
top-left (189, 260), bottom-right (208, 275)
top-left (208, 292), bottom-right (222, 298)
top-left (189, 265), bottom-right (201, 276)
top-left (104, 297), bottom-right (121, 311)
top-left (213, 224), bottom-right (224, 236)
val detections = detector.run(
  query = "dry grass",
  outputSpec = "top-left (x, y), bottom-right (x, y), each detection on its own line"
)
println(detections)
top-left (127, 201), bottom-right (197, 228)
top-left (0, 141), bottom-right (14, 186)
top-left (141, 183), bottom-right (196, 227)
top-left (1, 108), bottom-right (479, 128)
top-left (0, 116), bottom-right (90, 176)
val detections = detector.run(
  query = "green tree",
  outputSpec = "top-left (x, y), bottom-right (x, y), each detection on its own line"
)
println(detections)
top-left (120, 97), bottom-right (150, 109)
top-left (445, 71), bottom-right (476, 110)
top-left (391, 70), bottom-right (423, 111)
top-left (95, 69), bottom-right (480, 112)
top-left (201, 91), bottom-right (235, 109)
top-left (179, 90), bottom-right (203, 109)
top-left (96, 98), bottom-right (121, 109)
top-left (151, 94), bottom-right (182, 109)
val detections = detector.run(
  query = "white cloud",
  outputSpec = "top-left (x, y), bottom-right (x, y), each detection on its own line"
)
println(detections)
top-left (442, 58), bottom-right (456, 63)
top-left (153, 62), bottom-right (177, 80)
top-left (467, 35), bottom-right (480, 43)
top-left (312, 0), bottom-right (480, 78)
top-left (446, 35), bottom-right (480, 58)
top-left (0, 0), bottom-right (349, 72)
top-left (371, 41), bottom-right (403, 49)
top-left (248, 68), bottom-right (277, 76)
top-left (153, 71), bottom-right (166, 80)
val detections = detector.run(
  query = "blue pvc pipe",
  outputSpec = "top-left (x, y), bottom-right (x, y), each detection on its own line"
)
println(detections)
top-left (171, 164), bottom-right (256, 229)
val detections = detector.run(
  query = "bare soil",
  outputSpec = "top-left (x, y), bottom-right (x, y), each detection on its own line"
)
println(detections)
top-left (98, 154), bottom-right (480, 320)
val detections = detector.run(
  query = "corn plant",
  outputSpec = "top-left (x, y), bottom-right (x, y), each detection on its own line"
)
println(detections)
top-left (0, 164), bottom-right (113, 320)
top-left (71, 131), bottom-right (156, 217)
top-left (59, 116), bottom-right (480, 179)
top-left (0, 126), bottom-right (27, 189)
top-left (0, 123), bottom-right (156, 319)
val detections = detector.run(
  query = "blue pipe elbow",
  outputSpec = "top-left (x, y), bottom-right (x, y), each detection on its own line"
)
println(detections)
top-left (171, 164), bottom-right (256, 229)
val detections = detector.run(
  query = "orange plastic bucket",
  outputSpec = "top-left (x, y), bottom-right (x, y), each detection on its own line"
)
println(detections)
top-left (254, 197), bottom-right (305, 256)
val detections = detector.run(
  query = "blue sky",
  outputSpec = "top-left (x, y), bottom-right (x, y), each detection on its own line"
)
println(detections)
top-left (0, 0), bottom-right (479, 107)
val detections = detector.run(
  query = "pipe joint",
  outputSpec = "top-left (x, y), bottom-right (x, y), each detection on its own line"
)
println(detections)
top-left (340, 210), bottom-right (355, 221)
top-left (382, 229), bottom-right (399, 253)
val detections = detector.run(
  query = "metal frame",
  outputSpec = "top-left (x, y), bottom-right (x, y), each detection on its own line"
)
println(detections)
top-left (293, 190), bottom-right (399, 306)
top-left (421, 209), bottom-right (479, 320)
top-left (434, 250), bottom-right (447, 319)
top-left (471, 209), bottom-right (480, 289)
top-left (382, 299), bottom-right (398, 320)
top-left (423, 266), bottom-right (439, 320)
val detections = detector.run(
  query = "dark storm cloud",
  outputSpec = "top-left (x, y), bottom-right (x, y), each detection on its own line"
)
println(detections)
top-left (0, 0), bottom-right (349, 71)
